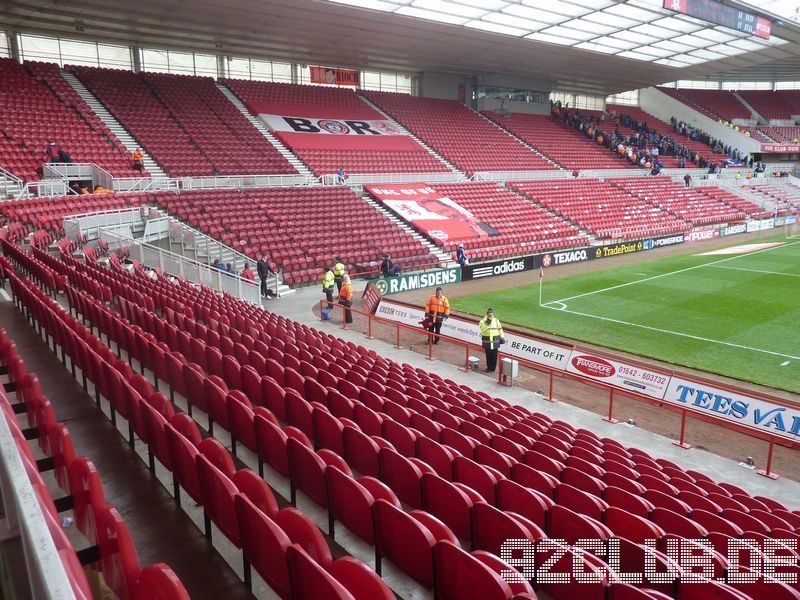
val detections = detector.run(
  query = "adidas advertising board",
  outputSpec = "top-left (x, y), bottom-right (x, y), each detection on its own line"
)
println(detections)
top-left (461, 256), bottom-right (536, 281)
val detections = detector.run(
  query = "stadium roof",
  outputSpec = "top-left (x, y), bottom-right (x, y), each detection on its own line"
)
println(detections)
top-left (3, 0), bottom-right (800, 94)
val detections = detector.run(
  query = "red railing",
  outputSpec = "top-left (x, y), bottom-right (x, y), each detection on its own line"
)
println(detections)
top-left (320, 299), bottom-right (798, 479)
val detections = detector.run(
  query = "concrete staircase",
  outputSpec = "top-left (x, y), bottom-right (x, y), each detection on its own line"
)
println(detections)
top-left (61, 70), bottom-right (168, 179)
top-left (357, 94), bottom-right (465, 176)
top-left (216, 83), bottom-right (314, 179)
top-left (0, 171), bottom-right (21, 200)
top-left (361, 193), bottom-right (452, 264)
top-left (733, 92), bottom-right (767, 124)
top-left (476, 111), bottom-right (564, 171)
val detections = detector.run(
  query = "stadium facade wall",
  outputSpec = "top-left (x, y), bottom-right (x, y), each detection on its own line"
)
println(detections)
top-left (419, 71), bottom-right (471, 101)
top-left (639, 86), bottom-right (761, 155)
top-left (476, 98), bottom-right (550, 115)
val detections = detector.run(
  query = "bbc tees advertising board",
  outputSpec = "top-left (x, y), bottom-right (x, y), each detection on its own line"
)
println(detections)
top-left (375, 299), bottom-right (572, 370)
top-left (461, 255), bottom-right (537, 281)
top-left (566, 351), bottom-right (670, 399)
top-left (663, 376), bottom-right (800, 442)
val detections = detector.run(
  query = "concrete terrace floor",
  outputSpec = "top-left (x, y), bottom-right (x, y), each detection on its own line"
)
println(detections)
top-left (275, 282), bottom-right (800, 510)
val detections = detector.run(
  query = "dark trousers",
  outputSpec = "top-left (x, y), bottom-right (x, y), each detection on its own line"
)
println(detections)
top-left (428, 317), bottom-right (443, 343)
top-left (339, 299), bottom-right (353, 324)
top-left (334, 276), bottom-right (343, 292)
top-left (483, 344), bottom-right (498, 372)
top-left (260, 277), bottom-right (275, 298)
top-left (325, 288), bottom-right (334, 309)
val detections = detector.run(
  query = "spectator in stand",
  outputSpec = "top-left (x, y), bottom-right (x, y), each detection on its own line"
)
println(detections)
top-left (133, 149), bottom-right (144, 173)
top-left (333, 257), bottom-right (345, 292)
top-left (241, 263), bottom-right (255, 281)
top-left (381, 253), bottom-right (400, 277)
top-left (225, 263), bottom-right (234, 276)
top-left (337, 166), bottom-right (347, 185)
top-left (93, 185), bottom-right (113, 194)
top-left (684, 174), bottom-right (692, 188)
top-left (80, 186), bottom-right (90, 195)
top-left (456, 243), bottom-right (469, 267)
top-left (338, 274), bottom-right (354, 324)
top-left (257, 255), bottom-right (276, 298)
top-left (44, 140), bottom-right (61, 163)
top-left (58, 148), bottom-right (72, 164)
top-left (425, 287), bottom-right (450, 345)
top-left (322, 266), bottom-right (335, 310)
top-left (479, 308), bottom-right (504, 373)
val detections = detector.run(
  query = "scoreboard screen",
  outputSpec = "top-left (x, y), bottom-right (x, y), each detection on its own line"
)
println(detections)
top-left (663, 0), bottom-right (772, 39)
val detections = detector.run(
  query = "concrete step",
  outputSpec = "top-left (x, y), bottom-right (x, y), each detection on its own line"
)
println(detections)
top-left (61, 70), bottom-right (169, 179)
top-left (357, 94), bottom-right (465, 176)
top-left (215, 83), bottom-right (314, 179)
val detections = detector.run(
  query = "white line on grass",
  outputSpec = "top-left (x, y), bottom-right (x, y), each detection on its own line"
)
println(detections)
top-left (545, 305), bottom-right (800, 361)
top-left (712, 265), bottom-right (800, 278)
top-left (541, 240), bottom-right (800, 308)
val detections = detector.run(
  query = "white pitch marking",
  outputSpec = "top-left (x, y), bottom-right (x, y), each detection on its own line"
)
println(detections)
top-left (712, 265), bottom-right (800, 278)
top-left (781, 361), bottom-right (791, 366)
top-left (541, 304), bottom-right (800, 361)
top-left (547, 240), bottom-right (800, 306)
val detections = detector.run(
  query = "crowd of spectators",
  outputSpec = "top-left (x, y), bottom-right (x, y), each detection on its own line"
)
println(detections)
top-left (669, 118), bottom-right (747, 163)
top-left (552, 102), bottom-right (700, 173)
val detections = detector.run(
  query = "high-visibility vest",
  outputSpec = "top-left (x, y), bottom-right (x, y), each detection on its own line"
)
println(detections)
top-left (425, 295), bottom-right (450, 317)
top-left (322, 271), bottom-right (335, 290)
top-left (339, 283), bottom-right (353, 301)
top-left (479, 316), bottom-right (503, 347)
top-left (333, 262), bottom-right (345, 277)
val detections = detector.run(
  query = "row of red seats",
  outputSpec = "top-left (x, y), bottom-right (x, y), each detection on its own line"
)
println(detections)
top-left (61, 255), bottom-right (800, 600)
top-left (738, 90), bottom-right (800, 120)
top-left (656, 88), bottom-right (751, 122)
top-left (1, 239), bottom-right (66, 293)
top-left (0, 293), bottom-right (189, 599)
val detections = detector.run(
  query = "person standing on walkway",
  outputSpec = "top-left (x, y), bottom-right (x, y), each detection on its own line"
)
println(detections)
top-left (322, 266), bottom-right (335, 310)
top-left (338, 274), bottom-right (354, 324)
top-left (333, 257), bottom-right (345, 292)
top-left (257, 255), bottom-right (276, 298)
top-left (479, 308), bottom-right (504, 373)
top-left (425, 287), bottom-right (450, 345)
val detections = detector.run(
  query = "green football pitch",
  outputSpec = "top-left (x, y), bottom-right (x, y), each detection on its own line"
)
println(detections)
top-left (453, 237), bottom-right (800, 394)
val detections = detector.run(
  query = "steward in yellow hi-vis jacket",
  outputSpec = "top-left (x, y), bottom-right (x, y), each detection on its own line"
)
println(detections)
top-left (478, 308), bottom-right (504, 373)
top-left (322, 267), bottom-right (335, 309)
top-left (333, 257), bottom-right (345, 292)
top-left (425, 287), bottom-right (450, 345)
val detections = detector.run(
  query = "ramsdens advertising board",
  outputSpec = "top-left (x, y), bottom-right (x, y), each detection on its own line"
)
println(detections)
top-left (373, 267), bottom-right (461, 296)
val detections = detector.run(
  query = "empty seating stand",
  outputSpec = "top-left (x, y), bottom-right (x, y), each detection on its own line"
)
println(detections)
top-left (363, 90), bottom-right (558, 176)
top-left (738, 90), bottom-right (800, 120)
top-left (0, 58), bottom-right (138, 182)
top-left (657, 88), bottom-right (752, 122)
top-left (221, 79), bottom-right (450, 176)
top-left (155, 187), bottom-right (437, 285)
top-left (509, 179), bottom-right (689, 240)
top-left (401, 181), bottom-right (586, 261)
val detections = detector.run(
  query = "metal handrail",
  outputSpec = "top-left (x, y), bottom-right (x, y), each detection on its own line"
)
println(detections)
top-left (100, 228), bottom-right (263, 305)
top-left (0, 409), bottom-right (76, 599)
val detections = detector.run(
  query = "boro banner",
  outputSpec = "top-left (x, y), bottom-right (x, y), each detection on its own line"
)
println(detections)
top-left (365, 183), bottom-right (502, 243)
top-left (375, 299), bottom-right (572, 370)
top-left (310, 66), bottom-right (360, 86)
top-left (566, 351), bottom-right (670, 399)
top-left (664, 376), bottom-right (800, 442)
top-left (259, 114), bottom-right (403, 136)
